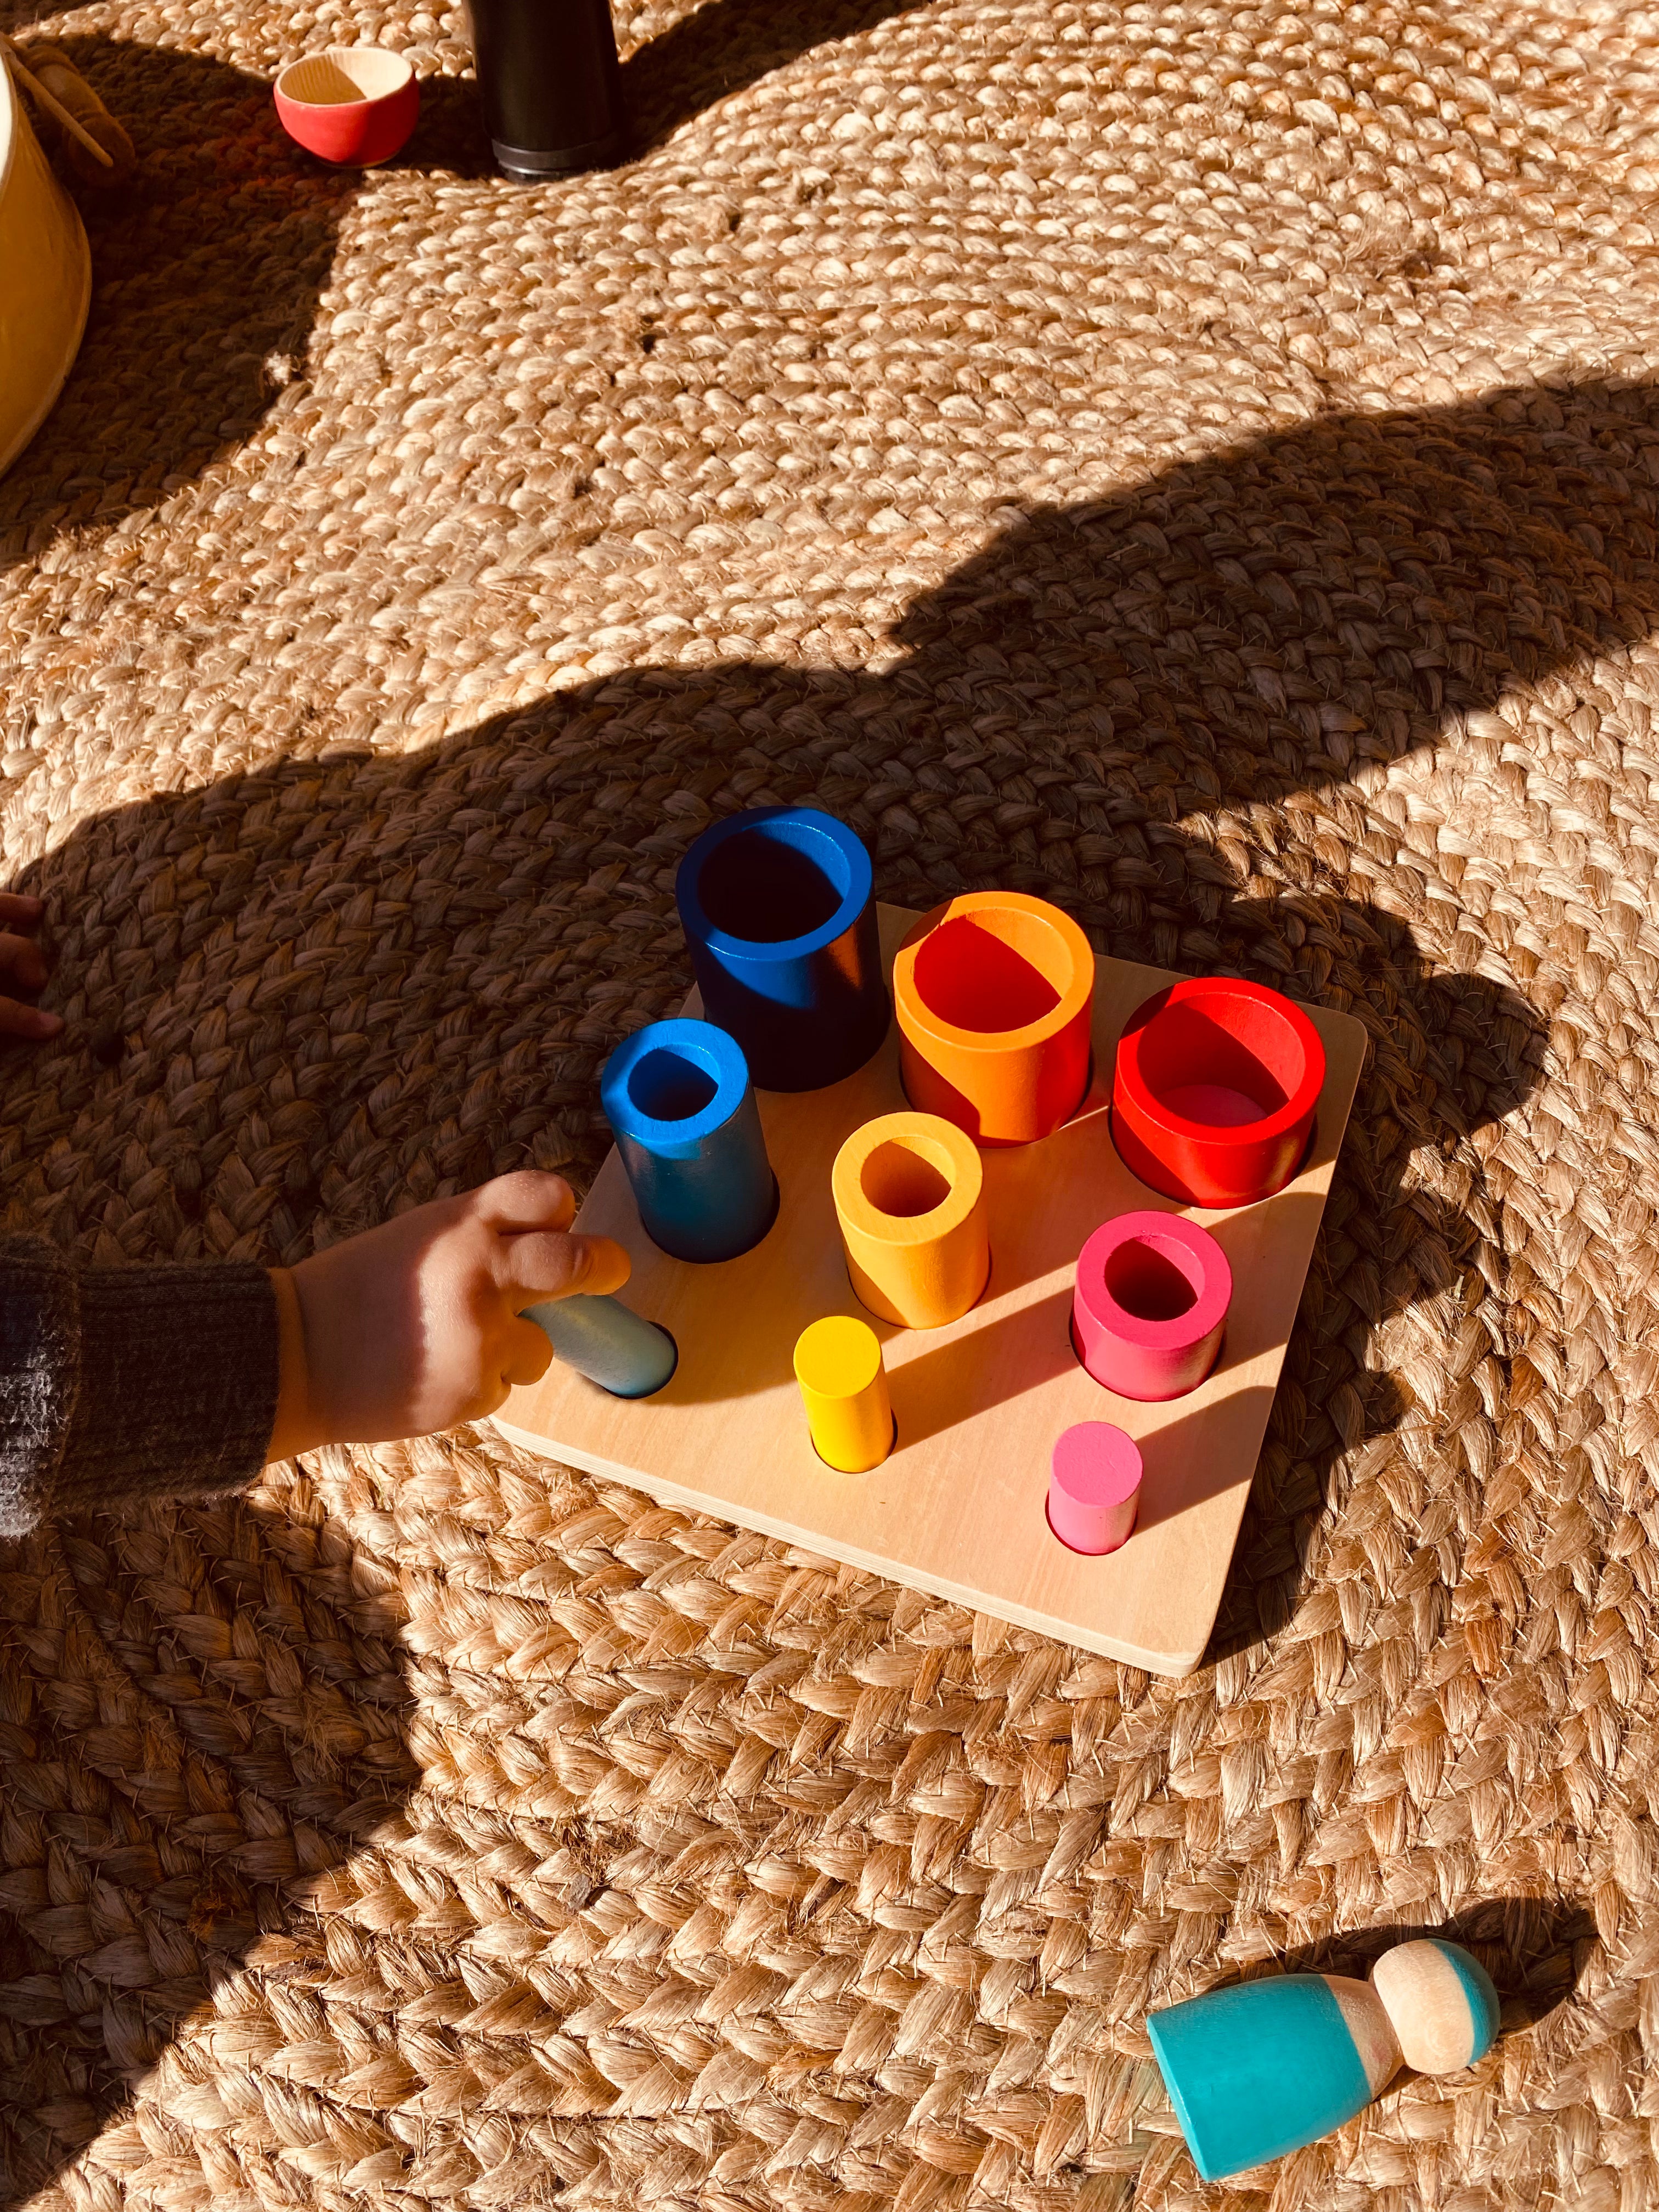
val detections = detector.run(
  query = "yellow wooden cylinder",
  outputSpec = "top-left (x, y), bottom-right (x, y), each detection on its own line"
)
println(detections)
top-left (832, 1110), bottom-right (989, 1329)
top-left (794, 1315), bottom-right (893, 1472)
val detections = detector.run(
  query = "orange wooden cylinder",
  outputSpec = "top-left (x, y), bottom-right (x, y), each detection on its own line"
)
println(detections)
top-left (892, 891), bottom-right (1094, 1146)
top-left (832, 1111), bottom-right (989, 1329)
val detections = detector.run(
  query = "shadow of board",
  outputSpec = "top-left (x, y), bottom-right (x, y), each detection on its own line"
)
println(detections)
top-left (887, 1282), bottom-right (1080, 1449)
top-left (7, 374), bottom-right (1659, 2202)
top-left (0, 0), bottom-right (925, 558)
top-left (884, 1294), bottom-right (1282, 1521)
top-left (880, 1186), bottom-right (1324, 1468)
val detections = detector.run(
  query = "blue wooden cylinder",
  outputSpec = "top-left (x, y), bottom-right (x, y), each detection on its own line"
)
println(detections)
top-left (1147, 1976), bottom-right (1372, 2182)
top-left (675, 806), bottom-right (889, 1092)
top-left (526, 1295), bottom-right (678, 1398)
top-left (601, 1018), bottom-right (777, 1262)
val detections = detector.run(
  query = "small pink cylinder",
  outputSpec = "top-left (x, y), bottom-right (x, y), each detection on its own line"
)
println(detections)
top-left (1073, 1210), bottom-right (1232, 1401)
top-left (1047, 1423), bottom-right (1142, 1555)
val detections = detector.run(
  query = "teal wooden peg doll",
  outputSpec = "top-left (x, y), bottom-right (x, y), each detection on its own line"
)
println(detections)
top-left (1148, 1937), bottom-right (1502, 2182)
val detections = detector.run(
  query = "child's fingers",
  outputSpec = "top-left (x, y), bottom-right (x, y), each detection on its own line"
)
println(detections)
top-left (499, 1318), bottom-right (555, 1389)
top-left (0, 932), bottom-right (49, 990)
top-left (569, 1235), bottom-right (631, 1298)
top-left (472, 1169), bottom-right (578, 1233)
top-left (504, 1231), bottom-right (631, 1307)
top-left (0, 997), bottom-right (62, 1041)
top-left (0, 894), bottom-right (43, 930)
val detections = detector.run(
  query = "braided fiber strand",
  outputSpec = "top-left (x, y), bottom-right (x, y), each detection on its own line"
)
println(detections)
top-left (2, 0), bottom-right (1658, 2206)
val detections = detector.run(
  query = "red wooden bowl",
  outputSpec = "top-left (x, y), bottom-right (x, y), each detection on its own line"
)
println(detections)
top-left (274, 47), bottom-right (419, 167)
top-left (1112, 976), bottom-right (1325, 1207)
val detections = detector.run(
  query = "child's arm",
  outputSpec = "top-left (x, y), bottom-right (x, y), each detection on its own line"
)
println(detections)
top-left (268, 1171), bottom-right (628, 1458)
top-left (0, 1173), bottom-right (628, 1532)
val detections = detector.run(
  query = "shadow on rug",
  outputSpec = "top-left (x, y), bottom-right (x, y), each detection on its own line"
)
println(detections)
top-left (0, 1483), bottom-right (420, 2209)
top-left (4, 373), bottom-right (1654, 2197)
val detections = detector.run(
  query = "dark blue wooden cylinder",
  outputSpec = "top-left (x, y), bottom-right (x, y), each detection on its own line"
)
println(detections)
top-left (675, 806), bottom-right (889, 1092)
top-left (601, 1019), bottom-right (777, 1262)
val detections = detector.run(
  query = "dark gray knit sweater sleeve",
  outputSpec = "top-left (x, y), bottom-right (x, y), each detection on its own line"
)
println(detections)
top-left (0, 1238), bottom-right (278, 1535)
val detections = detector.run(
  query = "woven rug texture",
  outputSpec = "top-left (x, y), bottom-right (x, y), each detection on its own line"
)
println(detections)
top-left (0, 0), bottom-right (1655, 2205)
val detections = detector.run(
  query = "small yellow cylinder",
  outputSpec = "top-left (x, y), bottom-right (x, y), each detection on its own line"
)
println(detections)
top-left (794, 1315), bottom-right (893, 1472)
top-left (832, 1110), bottom-right (989, 1329)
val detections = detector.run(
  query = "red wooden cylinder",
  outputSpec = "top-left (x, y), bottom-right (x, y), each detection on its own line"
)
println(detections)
top-left (1112, 977), bottom-right (1325, 1208)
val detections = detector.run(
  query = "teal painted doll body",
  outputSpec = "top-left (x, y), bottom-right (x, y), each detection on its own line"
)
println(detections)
top-left (1147, 1938), bottom-right (1501, 2183)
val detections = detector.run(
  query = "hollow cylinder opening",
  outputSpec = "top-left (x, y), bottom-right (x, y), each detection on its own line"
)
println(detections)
top-left (627, 1046), bottom-right (720, 1124)
top-left (860, 1138), bottom-right (953, 1219)
top-left (696, 823), bottom-right (849, 944)
top-left (910, 909), bottom-right (1070, 1032)
top-left (1136, 998), bottom-right (1307, 1129)
top-left (1103, 1235), bottom-right (1203, 1323)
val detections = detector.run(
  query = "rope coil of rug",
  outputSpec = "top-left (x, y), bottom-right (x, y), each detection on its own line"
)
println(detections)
top-left (0, 0), bottom-right (1655, 2207)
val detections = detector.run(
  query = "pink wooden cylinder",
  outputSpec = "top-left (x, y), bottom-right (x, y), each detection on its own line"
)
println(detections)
top-left (1073, 1211), bottom-right (1231, 1402)
top-left (1047, 1423), bottom-right (1142, 1555)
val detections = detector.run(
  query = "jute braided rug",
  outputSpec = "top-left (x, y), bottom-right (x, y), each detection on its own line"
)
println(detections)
top-left (0, 0), bottom-right (1654, 2204)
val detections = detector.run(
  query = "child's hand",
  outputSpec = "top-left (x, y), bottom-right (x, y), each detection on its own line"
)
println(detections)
top-left (0, 894), bottom-right (60, 1041)
top-left (267, 1171), bottom-right (630, 1458)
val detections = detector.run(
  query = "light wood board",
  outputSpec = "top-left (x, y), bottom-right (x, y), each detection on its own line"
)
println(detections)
top-left (497, 907), bottom-right (1366, 1674)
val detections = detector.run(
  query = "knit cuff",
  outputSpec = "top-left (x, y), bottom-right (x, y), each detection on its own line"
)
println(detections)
top-left (53, 1259), bottom-right (279, 1522)
top-left (0, 1240), bottom-right (79, 1537)
top-left (0, 1242), bottom-right (278, 1534)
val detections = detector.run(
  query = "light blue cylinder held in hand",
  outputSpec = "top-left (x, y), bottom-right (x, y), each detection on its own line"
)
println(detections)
top-left (601, 1018), bottom-right (776, 1263)
top-left (527, 1295), bottom-right (678, 1398)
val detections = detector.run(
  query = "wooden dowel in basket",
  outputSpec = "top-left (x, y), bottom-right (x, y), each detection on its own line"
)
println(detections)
top-left (0, 34), bottom-right (115, 170)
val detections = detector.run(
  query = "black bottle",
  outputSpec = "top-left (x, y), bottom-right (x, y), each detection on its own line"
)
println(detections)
top-left (466, 0), bottom-right (629, 179)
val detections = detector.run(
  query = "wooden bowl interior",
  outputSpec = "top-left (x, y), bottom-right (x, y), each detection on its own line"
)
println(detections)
top-left (277, 47), bottom-right (411, 107)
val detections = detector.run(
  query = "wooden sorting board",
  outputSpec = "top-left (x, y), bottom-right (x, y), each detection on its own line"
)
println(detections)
top-left (497, 907), bottom-right (1367, 1675)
